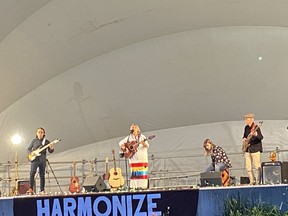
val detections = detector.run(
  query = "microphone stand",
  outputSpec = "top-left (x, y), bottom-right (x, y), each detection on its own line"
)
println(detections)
top-left (46, 159), bottom-right (63, 194)
top-left (124, 155), bottom-right (130, 191)
top-left (123, 132), bottom-right (132, 191)
top-left (276, 146), bottom-right (279, 161)
top-left (46, 159), bottom-right (51, 193)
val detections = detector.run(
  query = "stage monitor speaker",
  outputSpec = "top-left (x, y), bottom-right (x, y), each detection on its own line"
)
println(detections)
top-left (240, 176), bottom-right (250, 185)
top-left (200, 171), bottom-right (222, 187)
top-left (17, 179), bottom-right (30, 195)
top-left (261, 161), bottom-right (288, 184)
top-left (83, 176), bottom-right (106, 192)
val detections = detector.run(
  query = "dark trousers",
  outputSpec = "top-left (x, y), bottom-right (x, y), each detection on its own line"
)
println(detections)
top-left (29, 155), bottom-right (46, 192)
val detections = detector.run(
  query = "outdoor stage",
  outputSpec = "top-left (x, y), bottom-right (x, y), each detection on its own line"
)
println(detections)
top-left (1, 184), bottom-right (288, 216)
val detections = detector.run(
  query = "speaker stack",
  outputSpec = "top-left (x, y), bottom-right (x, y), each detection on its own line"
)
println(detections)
top-left (83, 176), bottom-right (106, 192)
top-left (261, 161), bottom-right (288, 184)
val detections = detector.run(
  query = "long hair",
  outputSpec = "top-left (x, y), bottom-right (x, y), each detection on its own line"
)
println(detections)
top-left (203, 139), bottom-right (215, 156)
top-left (130, 123), bottom-right (141, 136)
top-left (36, 127), bottom-right (45, 138)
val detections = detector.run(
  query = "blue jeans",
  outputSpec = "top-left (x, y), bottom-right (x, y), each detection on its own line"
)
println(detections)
top-left (205, 162), bottom-right (226, 172)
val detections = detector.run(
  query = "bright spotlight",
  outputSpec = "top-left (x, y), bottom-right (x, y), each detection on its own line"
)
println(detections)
top-left (11, 134), bottom-right (22, 145)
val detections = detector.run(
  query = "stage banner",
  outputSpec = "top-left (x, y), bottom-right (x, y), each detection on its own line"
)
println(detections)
top-left (13, 189), bottom-right (199, 216)
top-left (0, 198), bottom-right (13, 216)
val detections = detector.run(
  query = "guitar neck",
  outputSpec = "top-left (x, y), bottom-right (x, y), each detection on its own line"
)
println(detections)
top-left (112, 150), bottom-right (117, 172)
top-left (105, 158), bottom-right (109, 173)
top-left (73, 162), bottom-right (76, 176)
top-left (38, 143), bottom-right (51, 152)
top-left (113, 155), bottom-right (117, 172)
top-left (37, 139), bottom-right (60, 153)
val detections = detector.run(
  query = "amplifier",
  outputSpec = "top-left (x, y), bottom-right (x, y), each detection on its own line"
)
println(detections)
top-left (83, 176), bottom-right (106, 192)
top-left (200, 172), bottom-right (222, 187)
top-left (261, 161), bottom-right (288, 184)
top-left (17, 179), bottom-right (30, 195)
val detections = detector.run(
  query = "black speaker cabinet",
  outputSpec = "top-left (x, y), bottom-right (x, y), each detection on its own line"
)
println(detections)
top-left (200, 171), bottom-right (222, 187)
top-left (17, 179), bottom-right (30, 195)
top-left (261, 161), bottom-right (288, 184)
top-left (240, 176), bottom-right (250, 185)
top-left (83, 176), bottom-right (106, 192)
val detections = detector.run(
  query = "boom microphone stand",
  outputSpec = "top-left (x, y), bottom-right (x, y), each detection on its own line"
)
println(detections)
top-left (46, 159), bottom-right (63, 194)
top-left (46, 159), bottom-right (51, 193)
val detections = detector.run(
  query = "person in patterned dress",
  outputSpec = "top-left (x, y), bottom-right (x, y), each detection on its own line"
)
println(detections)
top-left (119, 123), bottom-right (149, 189)
top-left (203, 138), bottom-right (231, 172)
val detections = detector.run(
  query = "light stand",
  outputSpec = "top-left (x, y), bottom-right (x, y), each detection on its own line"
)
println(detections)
top-left (11, 134), bottom-right (22, 196)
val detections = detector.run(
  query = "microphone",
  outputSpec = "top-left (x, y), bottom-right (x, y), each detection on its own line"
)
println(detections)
top-left (129, 129), bottom-right (134, 134)
top-left (119, 152), bottom-right (124, 158)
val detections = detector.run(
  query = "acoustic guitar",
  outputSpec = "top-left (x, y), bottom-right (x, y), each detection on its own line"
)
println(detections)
top-left (242, 121), bottom-right (263, 152)
top-left (123, 135), bottom-right (155, 158)
top-left (108, 149), bottom-right (124, 188)
top-left (69, 161), bottom-right (80, 193)
top-left (28, 139), bottom-right (61, 162)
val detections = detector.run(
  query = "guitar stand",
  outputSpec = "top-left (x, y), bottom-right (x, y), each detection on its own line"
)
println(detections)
top-left (46, 159), bottom-right (63, 194)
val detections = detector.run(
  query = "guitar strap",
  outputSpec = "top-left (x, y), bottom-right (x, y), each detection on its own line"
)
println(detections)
top-left (126, 134), bottom-right (130, 143)
top-left (250, 122), bottom-right (256, 133)
top-left (127, 134), bottom-right (140, 143)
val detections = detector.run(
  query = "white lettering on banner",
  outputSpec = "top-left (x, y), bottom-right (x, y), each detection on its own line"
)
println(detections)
top-left (36, 193), bottom-right (162, 216)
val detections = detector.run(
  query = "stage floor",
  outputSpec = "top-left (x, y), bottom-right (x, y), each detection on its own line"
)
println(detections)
top-left (1, 184), bottom-right (288, 216)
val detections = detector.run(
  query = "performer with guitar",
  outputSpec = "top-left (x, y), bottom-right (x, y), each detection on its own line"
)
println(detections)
top-left (119, 123), bottom-right (150, 189)
top-left (27, 127), bottom-right (55, 194)
top-left (242, 113), bottom-right (264, 185)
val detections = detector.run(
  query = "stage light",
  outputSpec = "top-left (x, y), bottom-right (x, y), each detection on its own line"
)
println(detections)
top-left (11, 134), bottom-right (22, 145)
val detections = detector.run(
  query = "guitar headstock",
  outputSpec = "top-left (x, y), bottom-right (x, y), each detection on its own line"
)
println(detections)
top-left (148, 134), bottom-right (156, 140)
top-left (53, 138), bottom-right (61, 144)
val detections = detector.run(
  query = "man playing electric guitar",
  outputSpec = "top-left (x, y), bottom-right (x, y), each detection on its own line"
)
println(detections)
top-left (27, 127), bottom-right (55, 194)
top-left (242, 113), bottom-right (264, 185)
top-left (119, 123), bottom-right (150, 189)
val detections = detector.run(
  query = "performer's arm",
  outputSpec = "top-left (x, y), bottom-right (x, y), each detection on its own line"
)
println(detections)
top-left (27, 140), bottom-right (34, 154)
top-left (47, 140), bottom-right (54, 153)
top-left (251, 128), bottom-right (263, 141)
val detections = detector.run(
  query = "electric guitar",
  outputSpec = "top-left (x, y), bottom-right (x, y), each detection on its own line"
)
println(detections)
top-left (242, 121), bottom-right (263, 152)
top-left (123, 135), bottom-right (155, 158)
top-left (108, 149), bottom-right (124, 188)
top-left (69, 161), bottom-right (80, 193)
top-left (28, 139), bottom-right (61, 162)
